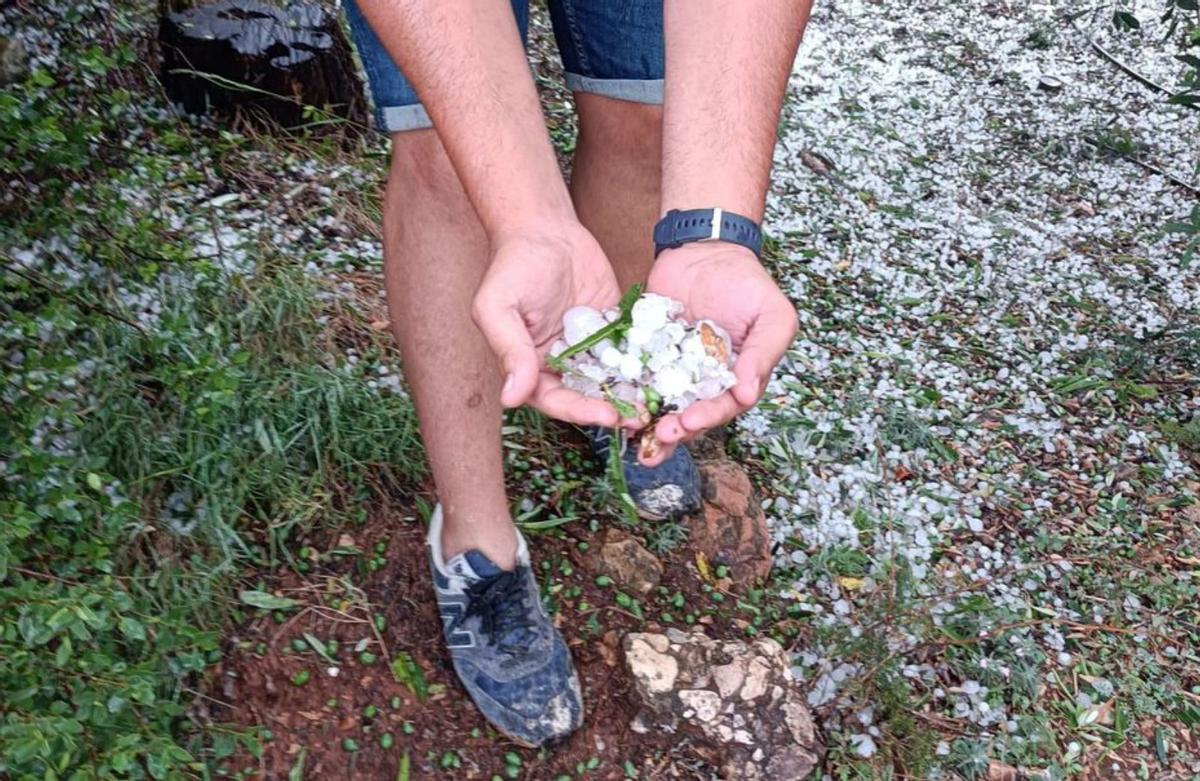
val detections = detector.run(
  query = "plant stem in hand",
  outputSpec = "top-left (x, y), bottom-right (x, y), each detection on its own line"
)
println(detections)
top-left (545, 283), bottom-right (643, 372)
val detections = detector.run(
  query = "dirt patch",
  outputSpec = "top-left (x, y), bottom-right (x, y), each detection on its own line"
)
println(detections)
top-left (208, 476), bottom-right (783, 779)
top-left (1077, 720), bottom-right (1200, 781)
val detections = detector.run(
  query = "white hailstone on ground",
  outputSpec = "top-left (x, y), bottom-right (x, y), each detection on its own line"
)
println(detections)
top-left (850, 733), bottom-right (878, 758)
top-left (551, 293), bottom-right (737, 413)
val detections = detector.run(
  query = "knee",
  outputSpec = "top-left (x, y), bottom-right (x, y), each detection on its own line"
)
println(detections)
top-left (577, 95), bottom-right (663, 165)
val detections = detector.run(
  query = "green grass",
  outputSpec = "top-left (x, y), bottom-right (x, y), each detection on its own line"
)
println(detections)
top-left (0, 5), bottom-right (425, 774)
top-left (1, 260), bottom-right (424, 776)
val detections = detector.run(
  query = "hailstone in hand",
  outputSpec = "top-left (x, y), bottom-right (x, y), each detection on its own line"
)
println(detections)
top-left (551, 293), bottom-right (736, 414)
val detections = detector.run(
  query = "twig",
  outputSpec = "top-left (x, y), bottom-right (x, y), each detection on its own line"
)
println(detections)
top-left (0, 255), bottom-right (148, 336)
top-left (1083, 135), bottom-right (1200, 197)
top-left (1080, 28), bottom-right (1172, 97)
top-left (1071, 7), bottom-right (1199, 111)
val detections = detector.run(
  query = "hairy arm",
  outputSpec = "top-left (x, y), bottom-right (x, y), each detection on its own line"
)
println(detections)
top-left (646, 0), bottom-right (812, 458)
top-left (660, 0), bottom-right (812, 220)
top-left (352, 0), bottom-right (571, 235)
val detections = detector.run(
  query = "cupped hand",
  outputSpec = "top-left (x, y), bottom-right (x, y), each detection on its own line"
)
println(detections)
top-left (642, 242), bottom-right (798, 465)
top-left (472, 220), bottom-right (624, 427)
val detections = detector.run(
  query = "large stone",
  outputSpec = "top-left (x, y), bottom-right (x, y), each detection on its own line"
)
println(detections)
top-left (623, 630), bottom-right (823, 780)
top-left (691, 461), bottom-right (772, 587)
top-left (0, 37), bottom-right (28, 86)
top-left (158, 0), bottom-right (367, 133)
top-left (599, 533), bottom-right (662, 596)
top-left (624, 634), bottom-right (678, 695)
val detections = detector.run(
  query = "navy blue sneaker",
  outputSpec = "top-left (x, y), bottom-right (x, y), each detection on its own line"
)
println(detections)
top-left (585, 427), bottom-right (702, 520)
top-left (427, 505), bottom-right (583, 747)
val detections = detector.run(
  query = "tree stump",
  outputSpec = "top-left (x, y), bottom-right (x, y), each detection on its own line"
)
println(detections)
top-left (159, 0), bottom-right (368, 134)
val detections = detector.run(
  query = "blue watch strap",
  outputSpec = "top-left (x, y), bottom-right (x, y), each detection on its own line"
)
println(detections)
top-left (652, 208), bottom-right (763, 258)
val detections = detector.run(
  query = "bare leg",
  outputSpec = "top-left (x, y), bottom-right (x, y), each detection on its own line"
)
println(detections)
top-left (383, 130), bottom-right (516, 569)
top-left (569, 94), bottom-right (664, 290)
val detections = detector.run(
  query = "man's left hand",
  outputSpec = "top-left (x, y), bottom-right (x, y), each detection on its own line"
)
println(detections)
top-left (641, 242), bottom-right (798, 465)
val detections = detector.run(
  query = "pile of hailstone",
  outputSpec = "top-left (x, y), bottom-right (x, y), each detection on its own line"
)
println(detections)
top-left (548, 292), bottom-right (737, 414)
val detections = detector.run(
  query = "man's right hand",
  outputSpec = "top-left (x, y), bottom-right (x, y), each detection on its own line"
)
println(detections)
top-left (472, 220), bottom-right (624, 427)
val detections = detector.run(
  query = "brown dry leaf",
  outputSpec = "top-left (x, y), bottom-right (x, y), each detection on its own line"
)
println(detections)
top-left (698, 322), bottom-right (730, 364)
top-left (800, 150), bottom-right (836, 176)
top-left (986, 760), bottom-right (1020, 781)
top-left (638, 431), bottom-right (661, 463)
top-left (598, 631), bottom-right (620, 667)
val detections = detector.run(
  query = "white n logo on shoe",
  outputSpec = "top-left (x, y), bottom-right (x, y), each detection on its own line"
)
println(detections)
top-left (437, 599), bottom-right (475, 649)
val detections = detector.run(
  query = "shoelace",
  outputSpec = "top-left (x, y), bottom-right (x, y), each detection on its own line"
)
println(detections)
top-left (450, 569), bottom-right (539, 653)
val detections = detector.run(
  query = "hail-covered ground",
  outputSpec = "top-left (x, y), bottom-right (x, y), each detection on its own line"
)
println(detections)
top-left (744, 1), bottom-right (1200, 777)
top-left (4, 0), bottom-right (1198, 778)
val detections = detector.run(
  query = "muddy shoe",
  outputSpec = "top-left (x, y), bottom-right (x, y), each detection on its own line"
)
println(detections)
top-left (586, 427), bottom-right (702, 520)
top-left (427, 505), bottom-right (583, 747)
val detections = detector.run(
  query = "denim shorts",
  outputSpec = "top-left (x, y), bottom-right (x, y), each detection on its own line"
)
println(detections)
top-left (343, 0), bottom-right (664, 134)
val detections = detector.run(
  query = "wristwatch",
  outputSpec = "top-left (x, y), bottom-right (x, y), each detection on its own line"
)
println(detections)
top-left (652, 208), bottom-right (763, 258)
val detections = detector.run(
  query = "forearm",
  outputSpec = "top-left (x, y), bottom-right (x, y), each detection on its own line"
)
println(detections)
top-left (661, 0), bottom-right (812, 222)
top-left (354, 0), bottom-right (573, 238)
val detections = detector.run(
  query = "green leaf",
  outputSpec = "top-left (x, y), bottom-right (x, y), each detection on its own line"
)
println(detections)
top-left (390, 652), bottom-right (429, 701)
top-left (1168, 91), bottom-right (1200, 107)
top-left (608, 395), bottom-right (638, 420)
top-left (238, 590), bottom-right (300, 611)
top-left (119, 616), bottom-right (146, 641)
top-left (547, 283), bottom-right (644, 371)
top-left (1128, 383), bottom-right (1158, 400)
top-left (47, 607), bottom-right (74, 632)
top-left (1176, 54), bottom-right (1200, 70)
top-left (930, 438), bottom-right (959, 463)
top-left (253, 418), bottom-right (275, 455)
top-left (303, 632), bottom-right (334, 663)
top-left (85, 472), bottom-right (103, 491)
top-left (1112, 10), bottom-right (1141, 30)
top-left (54, 636), bottom-right (72, 666)
top-left (288, 748), bottom-right (307, 781)
top-left (147, 752), bottom-right (168, 780)
top-left (517, 514), bottom-right (580, 532)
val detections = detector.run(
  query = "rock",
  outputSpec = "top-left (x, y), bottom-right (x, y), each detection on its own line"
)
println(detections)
top-left (623, 630), bottom-right (823, 780)
top-left (1037, 75), bottom-right (1064, 93)
top-left (600, 533), bottom-right (662, 595)
top-left (624, 634), bottom-right (678, 695)
top-left (690, 461), bottom-right (772, 587)
top-left (158, 0), bottom-right (367, 133)
top-left (0, 37), bottom-right (28, 86)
